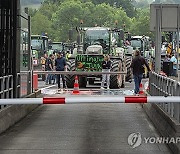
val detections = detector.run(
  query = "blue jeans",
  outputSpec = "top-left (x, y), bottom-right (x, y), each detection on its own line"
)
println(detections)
top-left (172, 69), bottom-right (177, 77)
top-left (46, 74), bottom-right (52, 84)
top-left (57, 74), bottom-right (66, 88)
top-left (133, 74), bottom-right (143, 94)
top-left (101, 69), bottom-right (110, 88)
top-left (51, 74), bottom-right (56, 84)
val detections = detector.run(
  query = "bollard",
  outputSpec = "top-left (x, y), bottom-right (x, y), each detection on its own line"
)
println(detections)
top-left (33, 74), bottom-right (38, 90)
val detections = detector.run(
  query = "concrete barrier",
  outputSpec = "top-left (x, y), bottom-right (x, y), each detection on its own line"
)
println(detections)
top-left (143, 103), bottom-right (180, 154)
top-left (0, 90), bottom-right (41, 134)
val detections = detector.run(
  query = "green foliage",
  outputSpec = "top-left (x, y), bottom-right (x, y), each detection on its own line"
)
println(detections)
top-left (44, 0), bottom-right (136, 17)
top-left (31, 12), bottom-right (53, 37)
top-left (28, 8), bottom-right (38, 16)
top-left (129, 9), bottom-right (153, 38)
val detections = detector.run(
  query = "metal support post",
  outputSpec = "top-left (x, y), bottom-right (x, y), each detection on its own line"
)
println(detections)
top-left (27, 15), bottom-right (32, 94)
top-left (177, 5), bottom-right (180, 81)
top-left (155, 7), bottom-right (162, 73)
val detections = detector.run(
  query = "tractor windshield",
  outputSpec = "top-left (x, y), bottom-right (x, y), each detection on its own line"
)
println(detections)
top-left (31, 39), bottom-right (43, 50)
top-left (85, 29), bottom-right (109, 46)
top-left (130, 39), bottom-right (142, 49)
top-left (51, 44), bottom-right (63, 51)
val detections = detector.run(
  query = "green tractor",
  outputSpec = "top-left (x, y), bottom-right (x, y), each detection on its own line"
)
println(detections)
top-left (130, 35), bottom-right (152, 59)
top-left (130, 35), bottom-right (152, 77)
top-left (66, 27), bottom-right (131, 88)
top-left (31, 35), bottom-right (49, 80)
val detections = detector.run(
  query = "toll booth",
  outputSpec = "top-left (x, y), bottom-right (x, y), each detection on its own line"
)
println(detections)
top-left (0, 0), bottom-right (32, 101)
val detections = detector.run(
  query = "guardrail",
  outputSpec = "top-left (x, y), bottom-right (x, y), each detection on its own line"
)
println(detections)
top-left (149, 72), bottom-right (180, 122)
top-left (0, 75), bottom-right (13, 109)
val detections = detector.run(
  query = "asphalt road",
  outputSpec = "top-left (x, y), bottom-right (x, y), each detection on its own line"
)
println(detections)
top-left (0, 80), bottom-right (172, 154)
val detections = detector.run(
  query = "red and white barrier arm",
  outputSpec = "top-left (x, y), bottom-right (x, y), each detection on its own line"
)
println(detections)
top-left (0, 96), bottom-right (180, 105)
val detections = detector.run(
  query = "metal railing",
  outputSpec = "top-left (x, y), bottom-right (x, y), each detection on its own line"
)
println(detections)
top-left (21, 71), bottom-right (127, 75)
top-left (149, 72), bottom-right (180, 122)
top-left (0, 75), bottom-right (13, 109)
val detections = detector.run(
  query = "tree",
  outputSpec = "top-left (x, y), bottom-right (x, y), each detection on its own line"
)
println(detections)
top-left (31, 12), bottom-right (53, 37)
top-left (130, 9), bottom-right (153, 38)
top-left (44, 0), bottom-right (136, 17)
top-left (39, 3), bottom-right (58, 19)
top-left (52, 0), bottom-right (85, 41)
top-left (90, 3), bottom-right (115, 27)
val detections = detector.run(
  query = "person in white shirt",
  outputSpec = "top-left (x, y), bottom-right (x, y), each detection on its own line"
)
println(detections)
top-left (101, 55), bottom-right (111, 90)
top-left (170, 53), bottom-right (177, 77)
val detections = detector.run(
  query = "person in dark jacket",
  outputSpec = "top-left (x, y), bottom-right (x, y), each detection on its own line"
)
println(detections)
top-left (45, 54), bottom-right (53, 84)
top-left (101, 55), bottom-right (111, 89)
top-left (130, 50), bottom-right (151, 95)
top-left (55, 52), bottom-right (67, 90)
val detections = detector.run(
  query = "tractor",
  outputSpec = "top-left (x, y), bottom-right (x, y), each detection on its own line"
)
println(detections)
top-left (130, 35), bottom-right (153, 77)
top-left (130, 35), bottom-right (151, 59)
top-left (31, 35), bottom-right (49, 80)
top-left (66, 27), bottom-right (131, 88)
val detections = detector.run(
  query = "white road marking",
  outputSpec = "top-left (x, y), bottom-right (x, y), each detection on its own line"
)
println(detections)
top-left (41, 85), bottom-right (56, 90)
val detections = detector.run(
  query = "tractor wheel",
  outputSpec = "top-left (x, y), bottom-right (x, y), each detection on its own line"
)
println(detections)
top-left (79, 76), bottom-right (87, 88)
top-left (125, 56), bottom-right (132, 82)
top-left (110, 60), bottom-right (122, 89)
top-left (65, 59), bottom-right (75, 88)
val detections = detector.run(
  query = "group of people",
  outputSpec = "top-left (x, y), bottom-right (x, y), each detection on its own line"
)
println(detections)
top-left (100, 49), bottom-right (179, 95)
top-left (43, 50), bottom-right (150, 95)
top-left (100, 50), bottom-right (151, 95)
top-left (164, 53), bottom-right (178, 77)
top-left (43, 49), bottom-right (153, 95)
top-left (44, 52), bottom-right (67, 90)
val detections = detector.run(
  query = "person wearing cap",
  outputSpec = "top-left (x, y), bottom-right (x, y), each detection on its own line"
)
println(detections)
top-left (55, 52), bottom-right (67, 90)
top-left (130, 50), bottom-right (151, 95)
